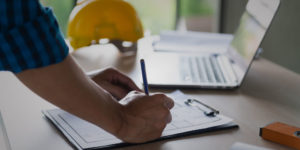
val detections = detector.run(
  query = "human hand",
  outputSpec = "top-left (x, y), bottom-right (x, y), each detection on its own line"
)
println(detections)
top-left (117, 91), bottom-right (174, 143)
top-left (91, 68), bottom-right (142, 100)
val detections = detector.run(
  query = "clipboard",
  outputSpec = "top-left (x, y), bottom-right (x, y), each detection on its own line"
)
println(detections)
top-left (43, 90), bottom-right (238, 150)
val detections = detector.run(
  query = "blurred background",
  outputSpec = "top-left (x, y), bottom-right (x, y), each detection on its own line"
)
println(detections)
top-left (40, 0), bottom-right (220, 35)
top-left (40, 0), bottom-right (300, 74)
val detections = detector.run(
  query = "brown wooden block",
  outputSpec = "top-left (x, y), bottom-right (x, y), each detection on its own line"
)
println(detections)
top-left (260, 122), bottom-right (300, 150)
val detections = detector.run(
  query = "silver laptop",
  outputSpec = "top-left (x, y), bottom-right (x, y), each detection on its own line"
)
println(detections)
top-left (145, 0), bottom-right (280, 89)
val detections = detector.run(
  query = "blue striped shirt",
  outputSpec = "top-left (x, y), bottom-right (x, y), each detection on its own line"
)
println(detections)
top-left (0, 0), bottom-right (69, 73)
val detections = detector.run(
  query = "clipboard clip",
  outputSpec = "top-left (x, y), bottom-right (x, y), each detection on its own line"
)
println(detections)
top-left (185, 99), bottom-right (220, 117)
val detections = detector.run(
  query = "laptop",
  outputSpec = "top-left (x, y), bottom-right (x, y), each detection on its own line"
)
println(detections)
top-left (145, 0), bottom-right (280, 89)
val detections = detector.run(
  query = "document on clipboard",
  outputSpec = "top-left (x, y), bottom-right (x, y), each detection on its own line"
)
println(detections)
top-left (43, 90), bottom-right (238, 150)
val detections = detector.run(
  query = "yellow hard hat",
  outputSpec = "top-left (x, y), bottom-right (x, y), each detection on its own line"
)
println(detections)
top-left (67, 0), bottom-right (144, 51)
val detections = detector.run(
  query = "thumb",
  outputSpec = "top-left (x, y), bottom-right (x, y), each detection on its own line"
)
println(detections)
top-left (164, 96), bottom-right (174, 109)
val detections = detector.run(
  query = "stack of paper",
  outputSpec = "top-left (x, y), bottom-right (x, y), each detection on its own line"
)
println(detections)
top-left (153, 31), bottom-right (233, 53)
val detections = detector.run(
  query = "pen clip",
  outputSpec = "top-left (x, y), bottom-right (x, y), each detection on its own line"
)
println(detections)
top-left (185, 99), bottom-right (219, 117)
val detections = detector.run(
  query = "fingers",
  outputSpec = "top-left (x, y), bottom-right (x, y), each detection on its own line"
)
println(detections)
top-left (117, 75), bottom-right (142, 92)
top-left (163, 96), bottom-right (174, 109)
top-left (166, 113), bottom-right (172, 123)
top-left (147, 94), bottom-right (174, 110)
top-left (139, 94), bottom-right (173, 124)
top-left (119, 90), bottom-right (144, 105)
top-left (119, 93), bottom-right (174, 143)
top-left (127, 90), bottom-right (144, 96)
top-left (102, 83), bottom-right (130, 100)
top-left (92, 67), bottom-right (142, 99)
top-left (109, 68), bottom-right (142, 92)
top-left (124, 93), bottom-right (173, 122)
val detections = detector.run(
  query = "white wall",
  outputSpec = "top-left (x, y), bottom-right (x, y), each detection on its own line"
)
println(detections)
top-left (222, 0), bottom-right (300, 74)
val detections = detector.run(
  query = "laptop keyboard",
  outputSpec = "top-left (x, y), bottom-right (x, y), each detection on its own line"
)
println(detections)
top-left (180, 55), bottom-right (234, 84)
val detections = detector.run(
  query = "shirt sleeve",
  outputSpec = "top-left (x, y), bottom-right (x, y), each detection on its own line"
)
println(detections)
top-left (0, 0), bottom-right (69, 73)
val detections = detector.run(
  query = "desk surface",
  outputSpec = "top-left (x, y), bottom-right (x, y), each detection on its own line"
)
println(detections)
top-left (0, 37), bottom-right (300, 150)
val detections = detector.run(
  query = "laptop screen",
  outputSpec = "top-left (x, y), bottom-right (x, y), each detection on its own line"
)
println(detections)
top-left (227, 0), bottom-right (280, 76)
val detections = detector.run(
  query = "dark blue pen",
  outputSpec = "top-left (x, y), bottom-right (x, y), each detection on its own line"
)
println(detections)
top-left (140, 59), bottom-right (149, 95)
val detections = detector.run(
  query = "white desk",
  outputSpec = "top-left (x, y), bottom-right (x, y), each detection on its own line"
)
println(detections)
top-left (0, 37), bottom-right (299, 150)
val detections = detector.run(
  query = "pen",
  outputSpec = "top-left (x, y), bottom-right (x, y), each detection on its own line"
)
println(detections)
top-left (140, 59), bottom-right (149, 95)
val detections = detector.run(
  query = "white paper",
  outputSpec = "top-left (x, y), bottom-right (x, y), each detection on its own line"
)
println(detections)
top-left (45, 90), bottom-right (235, 149)
top-left (153, 31), bottom-right (233, 53)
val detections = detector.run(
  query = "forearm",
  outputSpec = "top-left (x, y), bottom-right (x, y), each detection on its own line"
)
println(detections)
top-left (16, 55), bottom-right (123, 135)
